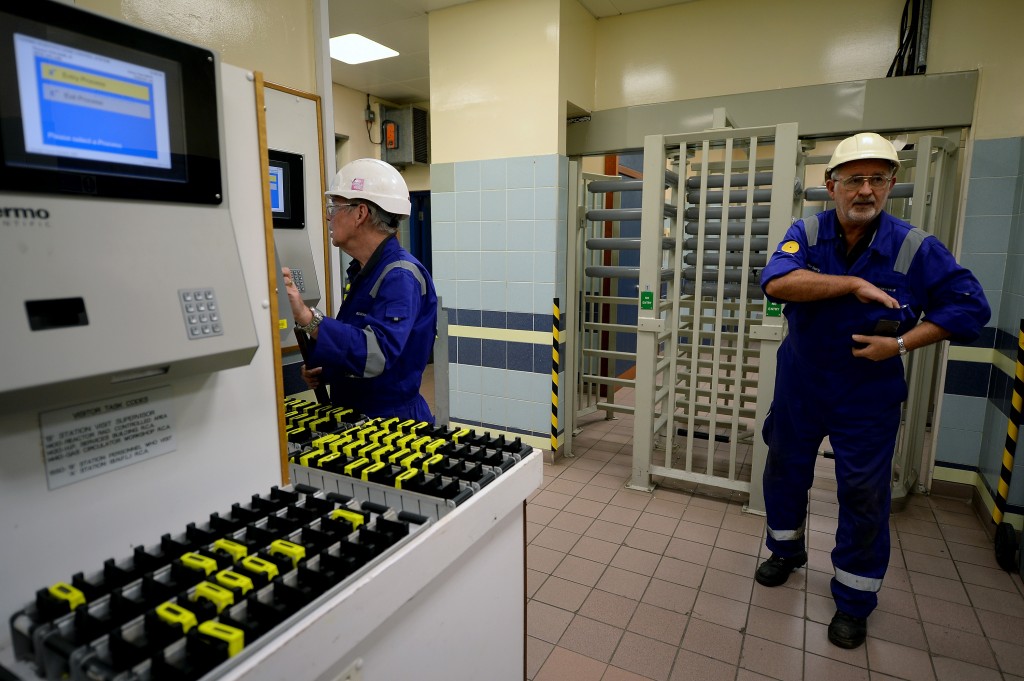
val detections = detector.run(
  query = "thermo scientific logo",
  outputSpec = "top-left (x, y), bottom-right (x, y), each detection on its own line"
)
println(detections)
top-left (1, 206), bottom-right (51, 225)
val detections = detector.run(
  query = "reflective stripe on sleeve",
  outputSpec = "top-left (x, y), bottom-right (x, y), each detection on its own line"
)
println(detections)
top-left (369, 261), bottom-right (427, 298)
top-left (362, 328), bottom-right (385, 377)
top-left (766, 523), bottom-right (805, 542)
top-left (894, 227), bottom-right (928, 275)
top-left (803, 214), bottom-right (820, 247)
top-left (834, 566), bottom-right (883, 592)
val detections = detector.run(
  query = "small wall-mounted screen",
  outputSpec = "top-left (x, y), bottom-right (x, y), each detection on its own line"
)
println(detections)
top-left (0, 1), bottom-right (222, 204)
top-left (268, 148), bottom-right (305, 229)
top-left (14, 34), bottom-right (173, 171)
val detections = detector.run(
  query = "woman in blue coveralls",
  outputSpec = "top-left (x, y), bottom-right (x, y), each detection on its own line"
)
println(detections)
top-left (283, 158), bottom-right (437, 423)
top-left (756, 133), bottom-right (990, 649)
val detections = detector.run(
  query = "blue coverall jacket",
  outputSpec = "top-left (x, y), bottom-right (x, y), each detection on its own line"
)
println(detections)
top-left (759, 209), bottom-right (989, 618)
top-left (309, 237), bottom-right (437, 423)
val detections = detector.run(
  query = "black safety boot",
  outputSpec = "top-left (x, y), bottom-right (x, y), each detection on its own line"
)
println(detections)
top-left (754, 551), bottom-right (808, 587)
top-left (828, 610), bottom-right (867, 648)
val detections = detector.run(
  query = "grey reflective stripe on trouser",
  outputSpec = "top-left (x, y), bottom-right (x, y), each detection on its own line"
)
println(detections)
top-left (834, 566), bottom-right (883, 592)
top-left (362, 328), bottom-right (385, 377)
top-left (894, 227), bottom-right (928, 274)
top-left (766, 523), bottom-right (805, 542)
top-left (369, 261), bottom-right (427, 297)
top-left (803, 214), bottom-right (820, 247)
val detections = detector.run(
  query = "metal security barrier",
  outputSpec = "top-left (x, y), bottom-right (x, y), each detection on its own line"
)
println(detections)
top-left (631, 123), bottom-right (802, 513)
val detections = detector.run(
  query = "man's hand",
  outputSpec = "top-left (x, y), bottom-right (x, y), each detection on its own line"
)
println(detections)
top-left (850, 280), bottom-right (899, 309)
top-left (282, 266), bottom-right (312, 326)
top-left (851, 335), bottom-right (900, 361)
top-left (301, 364), bottom-right (323, 389)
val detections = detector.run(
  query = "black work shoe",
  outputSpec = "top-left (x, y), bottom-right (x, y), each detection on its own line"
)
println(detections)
top-left (754, 551), bottom-right (808, 587)
top-left (828, 611), bottom-right (867, 649)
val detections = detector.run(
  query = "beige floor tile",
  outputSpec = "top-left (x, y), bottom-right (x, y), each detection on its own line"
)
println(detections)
top-left (931, 657), bottom-right (1003, 681)
top-left (922, 622), bottom-right (997, 668)
top-left (803, 652), bottom-right (870, 681)
top-left (553, 554), bottom-right (610, 588)
top-left (561, 466), bottom-right (600, 484)
top-left (532, 489), bottom-right (575, 510)
top-left (708, 546), bottom-right (758, 577)
top-left (867, 610), bottom-right (927, 650)
top-left (990, 638), bottom-right (1024, 676)
top-left (908, 571), bottom-right (971, 605)
top-left (720, 512), bottom-right (765, 537)
top-left (956, 561), bottom-right (1020, 591)
top-left (624, 527), bottom-right (672, 554)
top-left (550, 510), bottom-right (597, 535)
top-left (532, 526), bottom-right (582, 553)
top-left (641, 578), bottom-right (698, 615)
top-left (751, 581), bottom-right (806, 618)
top-left (578, 485), bottom-right (618, 504)
top-left (566, 497), bottom-right (610, 518)
top-left (669, 649), bottom-right (737, 681)
top-left (653, 555), bottom-right (706, 589)
top-left (528, 600), bottom-right (575, 644)
top-left (894, 516), bottom-right (943, 539)
top-left (534, 645), bottom-right (608, 681)
top-left (664, 537), bottom-right (713, 565)
top-left (966, 582), bottom-right (1024, 616)
top-left (700, 567), bottom-right (754, 604)
top-left (875, 584), bottom-right (919, 618)
top-left (528, 544), bottom-right (566, 574)
top-left (714, 528), bottom-right (763, 556)
top-left (804, 620), bottom-right (868, 668)
top-left (682, 505), bottom-right (726, 528)
top-left (597, 566), bottom-right (652, 600)
top-left (599, 505), bottom-right (643, 527)
top-left (914, 594), bottom-right (981, 633)
top-left (644, 498), bottom-right (687, 519)
top-left (746, 604), bottom-right (804, 649)
top-left (591, 473), bottom-right (630, 489)
top-left (626, 602), bottom-right (688, 646)
top-left (672, 520), bottom-right (720, 546)
top-left (610, 489), bottom-right (653, 511)
top-left (902, 549), bottom-right (959, 580)
top-left (691, 590), bottom-right (749, 630)
top-left (681, 617), bottom-right (743, 665)
top-left (603, 666), bottom-right (656, 681)
top-left (572, 536), bottom-right (622, 564)
top-left (527, 568), bottom-right (548, 598)
top-left (975, 608), bottom-right (1024, 646)
top-left (740, 636), bottom-right (803, 681)
top-left (865, 638), bottom-right (936, 681)
top-left (527, 503), bottom-right (559, 525)
top-left (634, 512), bottom-right (680, 536)
top-left (559, 614), bottom-right (625, 663)
top-left (527, 636), bottom-right (555, 679)
top-left (579, 589), bottom-right (639, 629)
top-left (611, 545), bottom-right (662, 576)
top-left (586, 519), bottom-right (632, 544)
top-left (546, 477), bottom-right (586, 497)
top-left (534, 575), bottom-right (594, 611)
top-left (610, 632), bottom-right (678, 681)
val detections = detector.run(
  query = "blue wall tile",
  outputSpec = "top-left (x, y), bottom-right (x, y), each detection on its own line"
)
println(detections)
top-left (482, 339), bottom-right (506, 369)
top-left (959, 253), bottom-right (1007, 292)
top-left (481, 190), bottom-right (506, 221)
top-left (507, 157), bottom-right (535, 189)
top-left (535, 155), bottom-right (558, 187)
top-left (459, 308), bottom-right (481, 327)
top-left (482, 310), bottom-right (507, 328)
top-left (939, 394), bottom-right (988, 432)
top-left (456, 191), bottom-right (481, 221)
top-left (454, 161), bottom-right (480, 191)
top-left (432, 163), bottom-right (455, 192)
top-left (535, 186), bottom-right (559, 220)
top-left (456, 221), bottom-right (481, 250)
top-left (480, 221), bottom-right (507, 251)
top-left (961, 215), bottom-right (1012, 256)
top-left (432, 221), bottom-right (456, 251)
top-left (970, 138), bottom-right (1023, 178)
top-left (507, 341), bottom-right (534, 372)
top-left (508, 312), bottom-right (534, 330)
top-left (507, 282), bottom-right (533, 313)
top-left (480, 282), bottom-right (506, 310)
top-left (458, 337), bottom-right (481, 366)
top-left (459, 364), bottom-right (482, 393)
top-left (481, 395), bottom-right (507, 428)
top-left (533, 343), bottom-right (551, 374)
top-left (508, 189), bottom-right (535, 220)
top-left (480, 252), bottom-right (508, 281)
top-left (944, 360), bottom-right (991, 398)
top-left (965, 176), bottom-right (1018, 216)
top-left (508, 251), bottom-right (534, 282)
top-left (480, 159), bottom-right (506, 190)
top-left (508, 220), bottom-right (535, 250)
top-left (480, 367), bottom-right (508, 396)
top-left (456, 280), bottom-right (481, 309)
top-left (934, 426), bottom-right (983, 468)
top-left (432, 192), bottom-right (455, 222)
top-left (456, 251), bottom-right (481, 281)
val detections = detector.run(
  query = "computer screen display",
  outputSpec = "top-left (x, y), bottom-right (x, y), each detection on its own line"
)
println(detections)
top-left (0, 1), bottom-right (222, 204)
top-left (268, 149), bottom-right (305, 229)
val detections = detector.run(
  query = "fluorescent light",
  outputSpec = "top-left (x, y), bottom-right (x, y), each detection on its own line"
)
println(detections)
top-left (329, 34), bottom-right (399, 65)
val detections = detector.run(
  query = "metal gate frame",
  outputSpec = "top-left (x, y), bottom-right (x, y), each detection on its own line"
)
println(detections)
top-left (631, 123), bottom-right (801, 514)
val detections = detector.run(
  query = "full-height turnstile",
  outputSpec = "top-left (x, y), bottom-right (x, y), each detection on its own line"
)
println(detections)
top-left (631, 124), bottom-right (802, 512)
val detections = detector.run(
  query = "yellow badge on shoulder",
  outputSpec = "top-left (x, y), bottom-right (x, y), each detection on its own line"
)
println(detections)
top-left (781, 241), bottom-right (800, 254)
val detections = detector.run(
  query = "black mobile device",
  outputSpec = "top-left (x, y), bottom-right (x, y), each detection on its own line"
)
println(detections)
top-left (872, 319), bottom-right (900, 337)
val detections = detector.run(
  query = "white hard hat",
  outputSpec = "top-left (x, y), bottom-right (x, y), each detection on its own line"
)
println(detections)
top-left (326, 158), bottom-right (410, 216)
top-left (825, 132), bottom-right (901, 180)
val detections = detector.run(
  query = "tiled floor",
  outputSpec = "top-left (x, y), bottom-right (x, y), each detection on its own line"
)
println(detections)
top-left (525, 411), bottom-right (1024, 681)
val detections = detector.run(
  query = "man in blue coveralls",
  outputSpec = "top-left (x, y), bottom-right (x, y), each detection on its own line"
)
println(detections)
top-left (283, 158), bottom-right (437, 423)
top-left (755, 133), bottom-right (990, 648)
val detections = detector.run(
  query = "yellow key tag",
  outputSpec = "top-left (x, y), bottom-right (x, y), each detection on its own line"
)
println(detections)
top-left (156, 601), bottom-right (198, 633)
top-left (198, 620), bottom-right (244, 657)
top-left (48, 582), bottom-right (86, 611)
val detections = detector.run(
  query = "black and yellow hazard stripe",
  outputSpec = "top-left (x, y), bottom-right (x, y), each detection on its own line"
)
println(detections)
top-left (551, 298), bottom-right (560, 453)
top-left (993, 320), bottom-right (1024, 525)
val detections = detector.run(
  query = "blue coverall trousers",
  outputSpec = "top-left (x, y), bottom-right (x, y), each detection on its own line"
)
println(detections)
top-left (762, 360), bottom-right (901, 619)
